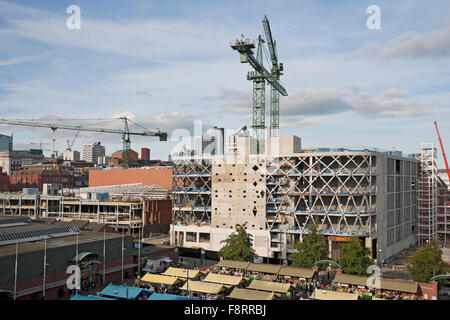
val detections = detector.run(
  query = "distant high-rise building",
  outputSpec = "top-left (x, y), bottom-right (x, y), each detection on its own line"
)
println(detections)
top-left (82, 142), bottom-right (105, 165)
top-left (194, 127), bottom-right (224, 156)
top-left (141, 148), bottom-right (150, 161)
top-left (0, 134), bottom-right (13, 152)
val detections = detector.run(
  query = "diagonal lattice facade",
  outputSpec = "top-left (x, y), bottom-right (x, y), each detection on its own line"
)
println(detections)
top-left (172, 158), bottom-right (212, 229)
top-left (171, 137), bottom-right (419, 264)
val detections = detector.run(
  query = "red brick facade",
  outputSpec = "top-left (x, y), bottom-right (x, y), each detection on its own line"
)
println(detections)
top-left (9, 166), bottom-right (75, 191)
top-left (144, 199), bottom-right (172, 225)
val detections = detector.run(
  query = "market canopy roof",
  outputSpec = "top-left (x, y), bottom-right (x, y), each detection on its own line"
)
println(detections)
top-left (99, 284), bottom-right (152, 300)
top-left (215, 260), bottom-right (251, 270)
top-left (312, 289), bottom-right (359, 300)
top-left (228, 288), bottom-right (276, 300)
top-left (140, 273), bottom-right (183, 286)
top-left (247, 280), bottom-right (292, 293)
top-left (180, 281), bottom-right (226, 295)
top-left (332, 274), bottom-right (369, 287)
top-left (163, 267), bottom-right (203, 279)
top-left (246, 263), bottom-right (281, 274)
top-left (202, 273), bottom-right (245, 286)
top-left (333, 274), bottom-right (418, 293)
top-left (278, 266), bottom-right (315, 279)
top-left (378, 279), bottom-right (418, 293)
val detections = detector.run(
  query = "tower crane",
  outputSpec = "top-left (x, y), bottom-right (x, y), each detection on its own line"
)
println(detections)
top-left (262, 15), bottom-right (284, 138)
top-left (0, 117), bottom-right (167, 168)
top-left (231, 15), bottom-right (287, 154)
top-left (434, 121), bottom-right (450, 183)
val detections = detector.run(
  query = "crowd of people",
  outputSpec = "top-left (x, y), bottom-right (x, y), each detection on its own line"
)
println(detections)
top-left (214, 265), bottom-right (422, 300)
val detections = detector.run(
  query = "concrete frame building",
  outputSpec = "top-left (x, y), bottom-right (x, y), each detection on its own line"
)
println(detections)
top-left (171, 135), bottom-right (419, 265)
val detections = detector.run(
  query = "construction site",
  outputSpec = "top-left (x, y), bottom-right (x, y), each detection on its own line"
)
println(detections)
top-left (169, 16), bottom-right (450, 266)
top-left (0, 7), bottom-right (450, 303)
top-left (0, 183), bottom-right (171, 234)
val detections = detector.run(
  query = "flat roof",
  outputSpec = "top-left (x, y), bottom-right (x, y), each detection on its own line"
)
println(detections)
top-left (0, 230), bottom-right (122, 258)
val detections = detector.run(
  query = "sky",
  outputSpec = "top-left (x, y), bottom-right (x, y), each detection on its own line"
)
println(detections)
top-left (0, 0), bottom-right (449, 166)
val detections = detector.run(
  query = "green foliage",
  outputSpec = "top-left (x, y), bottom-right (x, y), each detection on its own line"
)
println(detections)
top-left (338, 237), bottom-right (373, 275)
top-left (407, 240), bottom-right (450, 283)
top-left (290, 222), bottom-right (328, 268)
top-left (218, 223), bottom-right (256, 262)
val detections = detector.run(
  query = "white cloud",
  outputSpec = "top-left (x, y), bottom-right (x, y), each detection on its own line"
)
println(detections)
top-left (352, 26), bottom-right (450, 60)
top-left (219, 85), bottom-right (427, 124)
top-left (0, 1), bottom-right (238, 61)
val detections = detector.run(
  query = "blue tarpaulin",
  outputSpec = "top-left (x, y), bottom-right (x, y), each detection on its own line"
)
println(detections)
top-left (99, 284), bottom-right (153, 299)
top-left (147, 293), bottom-right (200, 300)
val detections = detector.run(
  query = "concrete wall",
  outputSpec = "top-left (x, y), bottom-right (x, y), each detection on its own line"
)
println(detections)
top-left (89, 167), bottom-right (172, 188)
top-left (171, 225), bottom-right (270, 258)
top-left (211, 157), bottom-right (266, 230)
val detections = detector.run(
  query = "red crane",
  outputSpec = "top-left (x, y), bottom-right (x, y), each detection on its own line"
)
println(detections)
top-left (434, 121), bottom-right (450, 182)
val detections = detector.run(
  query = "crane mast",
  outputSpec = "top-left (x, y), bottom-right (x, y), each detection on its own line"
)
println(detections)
top-left (0, 117), bottom-right (167, 168)
top-left (231, 15), bottom-right (287, 154)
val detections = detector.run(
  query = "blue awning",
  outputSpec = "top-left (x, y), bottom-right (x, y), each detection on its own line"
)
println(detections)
top-left (99, 284), bottom-right (153, 300)
top-left (147, 293), bottom-right (200, 300)
top-left (70, 294), bottom-right (113, 300)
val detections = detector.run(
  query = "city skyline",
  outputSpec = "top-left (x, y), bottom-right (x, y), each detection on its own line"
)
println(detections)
top-left (0, 1), bottom-right (449, 165)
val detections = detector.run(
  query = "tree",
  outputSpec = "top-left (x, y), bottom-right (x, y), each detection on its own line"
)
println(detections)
top-left (338, 237), bottom-right (373, 275)
top-left (407, 240), bottom-right (450, 283)
top-left (290, 221), bottom-right (328, 268)
top-left (218, 223), bottom-right (256, 262)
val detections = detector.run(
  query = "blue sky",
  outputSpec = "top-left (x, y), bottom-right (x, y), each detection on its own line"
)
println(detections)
top-left (0, 0), bottom-right (449, 166)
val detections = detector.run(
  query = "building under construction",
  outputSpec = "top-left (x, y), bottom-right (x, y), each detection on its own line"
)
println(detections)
top-left (171, 135), bottom-right (420, 264)
top-left (0, 183), bottom-right (171, 234)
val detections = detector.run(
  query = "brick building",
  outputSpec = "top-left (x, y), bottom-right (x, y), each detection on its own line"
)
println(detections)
top-left (89, 167), bottom-right (172, 189)
top-left (9, 166), bottom-right (75, 191)
top-left (0, 167), bottom-right (10, 192)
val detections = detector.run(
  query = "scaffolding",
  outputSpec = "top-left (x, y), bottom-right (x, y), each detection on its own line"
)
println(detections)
top-left (172, 158), bottom-right (212, 230)
top-left (418, 143), bottom-right (438, 247)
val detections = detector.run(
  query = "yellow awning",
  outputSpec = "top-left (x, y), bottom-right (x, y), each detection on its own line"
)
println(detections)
top-left (312, 288), bottom-right (359, 300)
top-left (180, 280), bottom-right (225, 295)
top-left (228, 288), bottom-right (276, 300)
top-left (247, 280), bottom-right (292, 293)
top-left (202, 273), bottom-right (245, 286)
top-left (163, 267), bottom-right (203, 279)
top-left (140, 273), bottom-right (182, 286)
top-left (215, 260), bottom-right (251, 270)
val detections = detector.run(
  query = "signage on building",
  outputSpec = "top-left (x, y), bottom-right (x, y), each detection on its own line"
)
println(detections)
top-left (329, 236), bottom-right (352, 242)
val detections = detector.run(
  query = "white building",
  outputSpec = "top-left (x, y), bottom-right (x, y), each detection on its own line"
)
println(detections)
top-left (82, 142), bottom-right (105, 165)
top-left (63, 150), bottom-right (80, 161)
